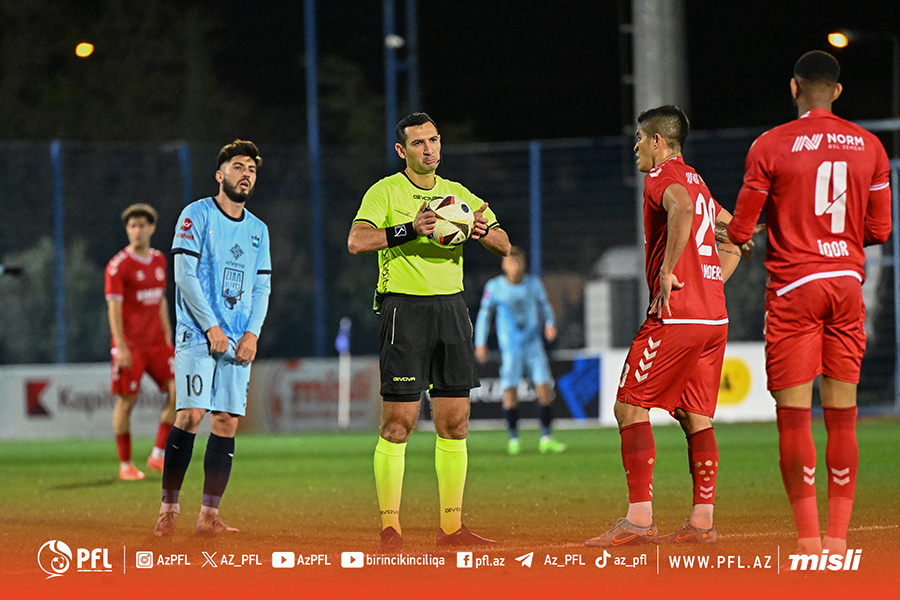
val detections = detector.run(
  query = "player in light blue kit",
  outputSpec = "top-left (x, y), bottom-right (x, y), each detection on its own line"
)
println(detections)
top-left (154, 140), bottom-right (271, 536)
top-left (475, 246), bottom-right (566, 455)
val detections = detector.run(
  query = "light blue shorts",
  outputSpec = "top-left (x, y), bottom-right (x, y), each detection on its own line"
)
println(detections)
top-left (500, 339), bottom-right (553, 391)
top-left (175, 335), bottom-right (251, 416)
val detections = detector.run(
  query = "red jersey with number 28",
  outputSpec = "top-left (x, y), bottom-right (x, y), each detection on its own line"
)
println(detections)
top-left (104, 248), bottom-right (169, 349)
top-left (642, 156), bottom-right (727, 324)
top-left (730, 109), bottom-right (891, 293)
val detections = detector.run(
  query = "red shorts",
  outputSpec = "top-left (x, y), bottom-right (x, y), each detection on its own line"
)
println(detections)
top-left (111, 344), bottom-right (175, 396)
top-left (764, 276), bottom-right (866, 390)
top-left (616, 318), bottom-right (727, 418)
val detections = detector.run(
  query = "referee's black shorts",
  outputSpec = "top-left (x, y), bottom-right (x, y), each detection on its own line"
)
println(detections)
top-left (378, 293), bottom-right (479, 398)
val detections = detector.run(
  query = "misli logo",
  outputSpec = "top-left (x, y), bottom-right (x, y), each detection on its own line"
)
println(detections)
top-left (181, 218), bottom-right (193, 231)
top-left (787, 549), bottom-right (862, 571)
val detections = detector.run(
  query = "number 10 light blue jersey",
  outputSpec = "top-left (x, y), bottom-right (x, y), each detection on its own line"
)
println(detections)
top-left (171, 197), bottom-right (272, 343)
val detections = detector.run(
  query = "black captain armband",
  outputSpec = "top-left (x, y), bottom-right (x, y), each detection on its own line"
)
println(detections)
top-left (385, 222), bottom-right (418, 247)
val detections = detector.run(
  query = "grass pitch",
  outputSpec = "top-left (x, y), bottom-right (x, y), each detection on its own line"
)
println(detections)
top-left (1, 419), bottom-right (898, 600)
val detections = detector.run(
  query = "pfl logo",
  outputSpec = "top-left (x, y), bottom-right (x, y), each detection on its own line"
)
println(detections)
top-left (37, 540), bottom-right (112, 579)
top-left (38, 541), bottom-right (72, 579)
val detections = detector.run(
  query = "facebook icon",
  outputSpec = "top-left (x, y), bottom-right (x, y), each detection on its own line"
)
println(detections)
top-left (456, 552), bottom-right (473, 568)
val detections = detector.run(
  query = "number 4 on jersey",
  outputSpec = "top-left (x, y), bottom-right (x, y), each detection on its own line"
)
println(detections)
top-left (815, 161), bottom-right (847, 234)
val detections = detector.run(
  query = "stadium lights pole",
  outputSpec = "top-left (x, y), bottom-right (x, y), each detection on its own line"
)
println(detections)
top-left (829, 29), bottom-right (900, 158)
top-left (383, 0), bottom-right (419, 169)
top-left (305, 0), bottom-right (327, 356)
top-left (51, 140), bottom-right (66, 363)
top-left (384, 0), bottom-right (399, 168)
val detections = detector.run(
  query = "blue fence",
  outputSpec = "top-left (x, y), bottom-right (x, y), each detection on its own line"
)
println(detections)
top-left (1, 132), bottom-right (896, 406)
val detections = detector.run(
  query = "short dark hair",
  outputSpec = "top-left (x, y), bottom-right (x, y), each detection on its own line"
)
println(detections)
top-left (637, 105), bottom-right (690, 150)
top-left (395, 112), bottom-right (438, 146)
top-left (217, 139), bottom-right (262, 169)
top-left (793, 50), bottom-right (840, 86)
top-left (121, 203), bottom-right (158, 226)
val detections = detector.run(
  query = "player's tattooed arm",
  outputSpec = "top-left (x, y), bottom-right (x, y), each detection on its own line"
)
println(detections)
top-left (714, 220), bottom-right (730, 244)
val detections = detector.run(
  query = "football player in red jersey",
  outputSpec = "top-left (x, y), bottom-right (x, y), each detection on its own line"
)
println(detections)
top-left (586, 105), bottom-right (744, 547)
top-left (728, 51), bottom-right (892, 555)
top-left (105, 204), bottom-right (177, 481)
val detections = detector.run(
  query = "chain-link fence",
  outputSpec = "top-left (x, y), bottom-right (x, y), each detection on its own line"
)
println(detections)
top-left (1, 131), bottom-right (896, 406)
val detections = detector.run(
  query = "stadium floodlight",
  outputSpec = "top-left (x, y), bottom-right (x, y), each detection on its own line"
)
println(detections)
top-left (827, 28), bottom-right (900, 157)
top-left (75, 42), bottom-right (94, 58)
top-left (827, 31), bottom-right (849, 49)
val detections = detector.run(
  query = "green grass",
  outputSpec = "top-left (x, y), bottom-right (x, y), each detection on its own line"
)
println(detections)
top-left (1, 418), bottom-right (898, 551)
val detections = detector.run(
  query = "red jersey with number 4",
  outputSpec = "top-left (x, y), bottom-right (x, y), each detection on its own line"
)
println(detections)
top-left (730, 109), bottom-right (892, 292)
top-left (104, 248), bottom-right (169, 348)
top-left (643, 156), bottom-right (728, 324)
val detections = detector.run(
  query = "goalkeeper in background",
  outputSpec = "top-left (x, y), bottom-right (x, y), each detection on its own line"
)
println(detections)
top-left (475, 246), bottom-right (565, 455)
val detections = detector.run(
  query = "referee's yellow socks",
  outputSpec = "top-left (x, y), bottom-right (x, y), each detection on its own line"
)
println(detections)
top-left (435, 436), bottom-right (467, 534)
top-left (374, 437), bottom-right (406, 533)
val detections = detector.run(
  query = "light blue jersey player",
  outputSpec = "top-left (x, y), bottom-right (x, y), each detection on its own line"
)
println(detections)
top-left (474, 247), bottom-right (565, 455)
top-left (155, 140), bottom-right (271, 538)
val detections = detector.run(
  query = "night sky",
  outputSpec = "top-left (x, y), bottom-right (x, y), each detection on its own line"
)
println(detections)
top-left (216, 0), bottom-right (900, 143)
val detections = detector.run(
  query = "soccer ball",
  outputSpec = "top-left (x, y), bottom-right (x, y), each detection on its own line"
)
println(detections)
top-left (427, 195), bottom-right (474, 246)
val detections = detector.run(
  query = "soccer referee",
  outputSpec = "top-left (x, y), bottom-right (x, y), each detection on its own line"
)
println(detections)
top-left (348, 112), bottom-right (510, 552)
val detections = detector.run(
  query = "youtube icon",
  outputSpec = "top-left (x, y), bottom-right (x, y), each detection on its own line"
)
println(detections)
top-left (271, 552), bottom-right (295, 568)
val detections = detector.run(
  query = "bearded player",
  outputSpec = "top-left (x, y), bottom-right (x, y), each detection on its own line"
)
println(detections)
top-left (585, 105), bottom-right (744, 547)
top-left (727, 51), bottom-right (891, 555)
top-left (154, 140), bottom-right (271, 536)
top-left (105, 203), bottom-right (176, 481)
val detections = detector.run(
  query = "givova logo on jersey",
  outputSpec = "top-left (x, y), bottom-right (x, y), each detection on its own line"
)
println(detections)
top-left (37, 540), bottom-right (112, 579)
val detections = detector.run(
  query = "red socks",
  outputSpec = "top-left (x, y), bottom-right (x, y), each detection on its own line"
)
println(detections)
top-left (115, 432), bottom-right (132, 463)
top-left (687, 427), bottom-right (718, 505)
top-left (155, 422), bottom-right (174, 450)
top-left (824, 406), bottom-right (858, 540)
top-left (620, 422), bottom-right (655, 503)
top-left (776, 406), bottom-right (819, 539)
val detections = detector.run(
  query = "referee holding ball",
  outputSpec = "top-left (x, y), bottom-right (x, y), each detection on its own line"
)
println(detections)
top-left (348, 112), bottom-right (510, 552)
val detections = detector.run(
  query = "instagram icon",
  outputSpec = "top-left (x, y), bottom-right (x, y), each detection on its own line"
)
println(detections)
top-left (136, 551), bottom-right (154, 569)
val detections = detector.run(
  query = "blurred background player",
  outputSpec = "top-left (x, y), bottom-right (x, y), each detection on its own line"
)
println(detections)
top-left (585, 105), bottom-right (743, 548)
top-left (474, 246), bottom-right (565, 455)
top-left (154, 140), bottom-right (271, 536)
top-left (348, 112), bottom-right (510, 552)
top-left (104, 203), bottom-right (176, 481)
top-left (727, 51), bottom-right (892, 556)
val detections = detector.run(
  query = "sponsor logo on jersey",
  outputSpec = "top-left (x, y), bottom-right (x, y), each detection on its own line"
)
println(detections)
top-left (791, 134), bottom-right (823, 152)
top-left (826, 133), bottom-right (865, 150)
top-left (180, 218), bottom-right (193, 231)
top-left (136, 287), bottom-right (165, 305)
top-left (230, 244), bottom-right (244, 260)
top-left (222, 268), bottom-right (244, 310)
